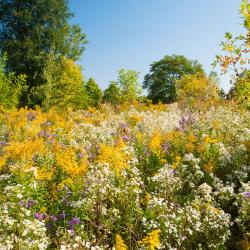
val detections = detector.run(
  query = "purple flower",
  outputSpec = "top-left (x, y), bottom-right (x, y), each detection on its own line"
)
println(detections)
top-left (119, 123), bottom-right (127, 130)
top-left (26, 199), bottom-right (36, 209)
top-left (0, 141), bottom-right (8, 147)
top-left (62, 196), bottom-right (69, 205)
top-left (177, 113), bottom-right (195, 131)
top-left (68, 217), bottom-right (80, 229)
top-left (34, 212), bottom-right (47, 221)
top-left (243, 192), bottom-right (250, 199)
top-left (58, 212), bottom-right (66, 220)
top-left (122, 135), bottom-right (130, 142)
top-left (95, 145), bottom-right (100, 154)
top-left (78, 152), bottom-right (84, 158)
top-left (50, 215), bottom-right (58, 222)
top-left (170, 169), bottom-right (176, 175)
top-left (67, 191), bottom-right (73, 196)
top-left (163, 142), bottom-right (170, 154)
top-left (19, 200), bottom-right (25, 206)
top-left (45, 222), bottom-right (53, 229)
top-left (38, 130), bottom-right (49, 138)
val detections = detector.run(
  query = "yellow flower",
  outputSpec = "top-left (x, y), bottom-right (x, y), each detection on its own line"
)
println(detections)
top-left (136, 132), bottom-right (144, 142)
top-left (115, 234), bottom-right (127, 250)
top-left (187, 133), bottom-right (196, 142)
top-left (55, 147), bottom-right (88, 176)
top-left (149, 131), bottom-right (162, 154)
top-left (144, 192), bottom-right (151, 205)
top-left (128, 114), bottom-right (142, 127)
top-left (0, 156), bottom-right (6, 171)
top-left (203, 162), bottom-right (214, 173)
top-left (208, 205), bottom-right (222, 215)
top-left (96, 139), bottom-right (130, 175)
top-left (175, 155), bottom-right (181, 162)
top-left (57, 178), bottom-right (74, 190)
top-left (204, 136), bottom-right (219, 144)
top-left (139, 230), bottom-right (161, 250)
top-left (171, 155), bottom-right (181, 169)
top-left (36, 168), bottom-right (54, 181)
top-left (160, 159), bottom-right (167, 164)
top-left (172, 163), bottom-right (178, 169)
top-left (5, 139), bottom-right (46, 162)
top-left (40, 207), bottom-right (47, 213)
top-left (197, 143), bottom-right (206, 154)
top-left (185, 142), bottom-right (195, 152)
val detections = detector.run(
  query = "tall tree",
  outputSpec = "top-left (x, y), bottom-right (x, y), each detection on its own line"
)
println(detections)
top-left (85, 78), bottom-right (103, 108)
top-left (103, 81), bottom-right (122, 106)
top-left (0, 55), bottom-right (26, 109)
top-left (35, 56), bottom-right (88, 110)
top-left (0, 0), bottom-right (87, 106)
top-left (116, 69), bottom-right (142, 103)
top-left (143, 55), bottom-right (204, 103)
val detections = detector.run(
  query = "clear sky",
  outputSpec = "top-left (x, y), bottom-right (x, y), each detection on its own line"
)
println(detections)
top-left (70, 0), bottom-right (242, 92)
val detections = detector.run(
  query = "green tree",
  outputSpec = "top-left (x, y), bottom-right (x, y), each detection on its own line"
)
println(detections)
top-left (34, 56), bottom-right (88, 110)
top-left (103, 81), bottom-right (122, 106)
top-left (143, 55), bottom-right (204, 103)
top-left (116, 69), bottom-right (142, 103)
top-left (0, 0), bottom-right (87, 106)
top-left (0, 55), bottom-right (26, 110)
top-left (85, 78), bottom-right (103, 107)
top-left (227, 70), bottom-right (250, 109)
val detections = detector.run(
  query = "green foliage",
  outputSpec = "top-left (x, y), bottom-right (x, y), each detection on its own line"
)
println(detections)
top-left (143, 55), bottom-right (204, 104)
top-left (214, 0), bottom-right (250, 76)
top-left (0, 0), bottom-right (87, 107)
top-left (0, 55), bottom-right (26, 110)
top-left (85, 78), bottom-right (103, 108)
top-left (228, 70), bottom-right (250, 109)
top-left (103, 81), bottom-right (122, 105)
top-left (116, 69), bottom-right (142, 103)
top-left (33, 56), bottom-right (88, 110)
top-left (103, 69), bottom-right (142, 106)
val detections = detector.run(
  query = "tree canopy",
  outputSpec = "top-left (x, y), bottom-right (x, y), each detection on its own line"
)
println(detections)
top-left (0, 0), bottom-right (87, 106)
top-left (35, 57), bottom-right (88, 110)
top-left (116, 69), bottom-right (142, 103)
top-left (103, 81), bottom-right (122, 106)
top-left (85, 78), bottom-right (103, 108)
top-left (143, 55), bottom-right (204, 103)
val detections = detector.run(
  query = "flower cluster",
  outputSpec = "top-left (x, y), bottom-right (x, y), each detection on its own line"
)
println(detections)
top-left (0, 103), bottom-right (249, 249)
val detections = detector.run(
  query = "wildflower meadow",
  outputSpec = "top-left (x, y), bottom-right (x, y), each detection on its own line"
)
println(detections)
top-left (0, 102), bottom-right (249, 249)
top-left (0, 0), bottom-right (250, 249)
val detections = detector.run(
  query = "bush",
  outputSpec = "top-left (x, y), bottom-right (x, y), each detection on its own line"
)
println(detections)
top-left (176, 73), bottom-right (220, 107)
top-left (33, 56), bottom-right (89, 110)
top-left (0, 55), bottom-right (26, 109)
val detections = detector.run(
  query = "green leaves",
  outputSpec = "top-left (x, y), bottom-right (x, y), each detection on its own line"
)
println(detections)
top-left (0, 55), bottom-right (27, 110)
top-left (225, 32), bottom-right (233, 40)
top-left (85, 78), bottom-right (103, 108)
top-left (0, 0), bottom-right (87, 107)
top-left (214, 0), bottom-right (250, 76)
top-left (143, 55), bottom-right (205, 104)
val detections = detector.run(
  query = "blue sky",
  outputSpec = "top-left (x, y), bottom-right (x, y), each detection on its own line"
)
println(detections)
top-left (70, 0), bottom-right (242, 91)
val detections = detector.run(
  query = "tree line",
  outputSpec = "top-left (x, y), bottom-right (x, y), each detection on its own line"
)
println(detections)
top-left (0, 0), bottom-right (249, 110)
